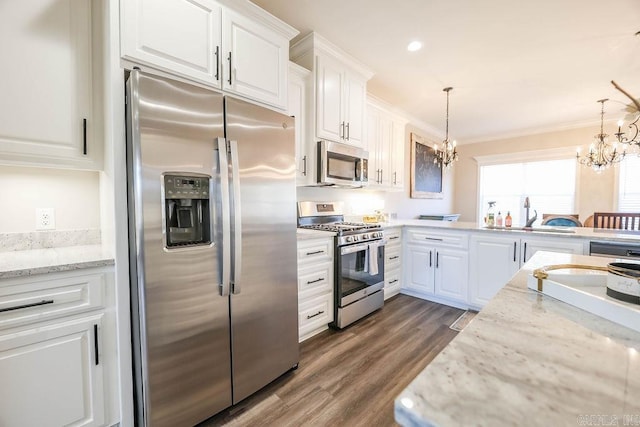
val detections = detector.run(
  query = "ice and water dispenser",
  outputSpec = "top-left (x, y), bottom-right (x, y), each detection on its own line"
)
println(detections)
top-left (163, 174), bottom-right (211, 247)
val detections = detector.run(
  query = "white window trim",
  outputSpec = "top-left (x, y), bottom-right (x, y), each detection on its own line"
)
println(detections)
top-left (475, 147), bottom-right (581, 223)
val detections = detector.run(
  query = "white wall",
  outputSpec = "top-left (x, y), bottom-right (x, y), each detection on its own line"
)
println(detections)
top-left (0, 166), bottom-right (101, 233)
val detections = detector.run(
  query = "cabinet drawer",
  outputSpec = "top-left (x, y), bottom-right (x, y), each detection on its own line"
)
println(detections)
top-left (297, 238), bottom-right (333, 265)
top-left (406, 228), bottom-right (468, 249)
top-left (298, 263), bottom-right (333, 299)
top-left (384, 227), bottom-right (402, 244)
top-left (299, 292), bottom-right (333, 338)
top-left (385, 245), bottom-right (401, 269)
top-left (0, 272), bottom-right (106, 331)
top-left (384, 267), bottom-right (401, 300)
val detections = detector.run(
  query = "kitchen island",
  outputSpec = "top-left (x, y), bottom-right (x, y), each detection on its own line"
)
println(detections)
top-left (395, 251), bottom-right (640, 426)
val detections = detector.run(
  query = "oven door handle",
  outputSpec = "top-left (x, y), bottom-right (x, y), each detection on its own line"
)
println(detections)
top-left (340, 239), bottom-right (387, 255)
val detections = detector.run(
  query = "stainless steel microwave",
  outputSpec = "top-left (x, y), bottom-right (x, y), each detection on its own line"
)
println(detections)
top-left (317, 140), bottom-right (368, 187)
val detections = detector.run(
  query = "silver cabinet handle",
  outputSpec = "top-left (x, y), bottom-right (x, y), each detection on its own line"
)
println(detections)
top-left (393, 171), bottom-right (397, 185)
top-left (214, 46), bottom-right (220, 81)
top-left (379, 169), bottom-right (383, 183)
top-left (307, 310), bottom-right (325, 319)
top-left (424, 237), bottom-right (443, 241)
top-left (523, 242), bottom-right (528, 263)
top-left (230, 140), bottom-right (242, 294)
top-left (513, 241), bottom-right (517, 262)
top-left (429, 250), bottom-right (432, 267)
top-left (0, 299), bottom-right (54, 313)
top-left (340, 121), bottom-right (345, 139)
top-left (217, 137), bottom-right (231, 297)
top-left (389, 279), bottom-right (398, 284)
top-left (389, 236), bottom-right (399, 240)
top-left (227, 51), bottom-right (232, 85)
top-left (306, 250), bottom-right (324, 256)
top-left (346, 122), bottom-right (350, 140)
top-left (436, 251), bottom-right (439, 268)
top-left (306, 278), bottom-right (324, 284)
top-left (389, 256), bottom-right (399, 260)
top-left (302, 155), bottom-right (307, 176)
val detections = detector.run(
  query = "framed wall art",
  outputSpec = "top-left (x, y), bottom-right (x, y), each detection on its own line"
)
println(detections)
top-left (410, 132), bottom-right (443, 199)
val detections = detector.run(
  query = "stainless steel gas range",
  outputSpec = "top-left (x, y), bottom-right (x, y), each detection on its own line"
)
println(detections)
top-left (298, 201), bottom-right (386, 328)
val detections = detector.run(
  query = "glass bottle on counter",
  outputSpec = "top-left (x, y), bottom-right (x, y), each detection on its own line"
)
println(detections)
top-left (486, 201), bottom-right (496, 227)
top-left (496, 211), bottom-right (503, 227)
top-left (505, 211), bottom-right (512, 227)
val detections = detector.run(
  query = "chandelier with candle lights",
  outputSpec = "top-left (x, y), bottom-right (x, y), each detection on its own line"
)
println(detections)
top-left (576, 98), bottom-right (627, 172)
top-left (434, 87), bottom-right (458, 169)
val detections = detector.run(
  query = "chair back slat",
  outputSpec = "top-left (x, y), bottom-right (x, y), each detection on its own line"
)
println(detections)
top-left (593, 212), bottom-right (640, 230)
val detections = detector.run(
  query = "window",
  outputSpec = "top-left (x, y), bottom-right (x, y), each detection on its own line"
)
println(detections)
top-left (478, 158), bottom-right (577, 226)
top-left (618, 156), bottom-right (640, 212)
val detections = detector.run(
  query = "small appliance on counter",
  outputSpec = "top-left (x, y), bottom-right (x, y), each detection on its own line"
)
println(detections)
top-left (298, 201), bottom-right (386, 328)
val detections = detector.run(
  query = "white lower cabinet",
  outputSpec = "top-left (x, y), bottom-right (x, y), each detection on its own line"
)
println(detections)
top-left (468, 233), bottom-right (585, 308)
top-left (402, 228), bottom-right (469, 308)
top-left (383, 227), bottom-right (402, 299)
top-left (0, 314), bottom-right (105, 426)
top-left (297, 235), bottom-right (334, 342)
top-left (0, 268), bottom-right (116, 427)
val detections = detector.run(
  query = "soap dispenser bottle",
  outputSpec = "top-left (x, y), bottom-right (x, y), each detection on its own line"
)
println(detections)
top-left (496, 211), bottom-right (503, 227)
top-left (505, 211), bottom-right (512, 227)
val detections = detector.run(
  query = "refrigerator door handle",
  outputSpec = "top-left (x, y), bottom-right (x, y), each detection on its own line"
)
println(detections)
top-left (218, 137), bottom-right (231, 297)
top-left (230, 140), bottom-right (242, 294)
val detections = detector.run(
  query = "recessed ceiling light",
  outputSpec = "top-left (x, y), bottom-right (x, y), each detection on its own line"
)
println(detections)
top-left (407, 41), bottom-right (422, 52)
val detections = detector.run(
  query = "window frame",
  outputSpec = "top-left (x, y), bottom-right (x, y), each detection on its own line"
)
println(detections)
top-left (474, 147), bottom-right (581, 225)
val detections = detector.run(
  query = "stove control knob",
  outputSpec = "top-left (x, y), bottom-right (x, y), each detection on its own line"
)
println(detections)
top-left (353, 235), bottom-right (359, 242)
top-left (371, 232), bottom-right (378, 238)
top-left (363, 234), bottom-right (369, 240)
top-left (346, 236), bottom-right (353, 243)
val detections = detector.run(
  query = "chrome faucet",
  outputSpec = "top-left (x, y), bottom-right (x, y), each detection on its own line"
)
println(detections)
top-left (524, 197), bottom-right (537, 227)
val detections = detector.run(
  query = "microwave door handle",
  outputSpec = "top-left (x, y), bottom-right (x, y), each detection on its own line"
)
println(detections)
top-left (217, 137), bottom-right (231, 297)
top-left (230, 140), bottom-right (242, 294)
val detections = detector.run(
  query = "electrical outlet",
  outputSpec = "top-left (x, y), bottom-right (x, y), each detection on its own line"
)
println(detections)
top-left (36, 208), bottom-right (56, 230)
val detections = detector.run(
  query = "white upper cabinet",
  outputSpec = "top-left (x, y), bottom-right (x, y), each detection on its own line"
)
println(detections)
top-left (120, 0), bottom-right (298, 109)
top-left (120, 0), bottom-right (223, 87)
top-left (291, 33), bottom-right (374, 148)
top-left (0, 0), bottom-right (101, 169)
top-left (365, 98), bottom-right (407, 190)
top-left (221, 8), bottom-right (289, 108)
top-left (288, 62), bottom-right (312, 185)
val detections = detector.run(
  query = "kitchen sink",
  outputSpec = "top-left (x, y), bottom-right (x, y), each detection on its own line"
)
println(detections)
top-left (484, 225), bottom-right (576, 234)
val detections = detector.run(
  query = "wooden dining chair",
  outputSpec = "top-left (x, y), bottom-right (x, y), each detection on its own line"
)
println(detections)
top-left (592, 212), bottom-right (640, 230)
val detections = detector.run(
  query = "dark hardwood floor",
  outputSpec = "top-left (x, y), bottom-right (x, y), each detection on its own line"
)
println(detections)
top-left (201, 295), bottom-right (463, 427)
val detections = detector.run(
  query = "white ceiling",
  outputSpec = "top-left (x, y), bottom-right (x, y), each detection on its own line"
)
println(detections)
top-left (252, 0), bottom-right (640, 143)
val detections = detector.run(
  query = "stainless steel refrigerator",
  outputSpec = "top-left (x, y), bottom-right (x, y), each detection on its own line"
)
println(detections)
top-left (125, 69), bottom-right (299, 426)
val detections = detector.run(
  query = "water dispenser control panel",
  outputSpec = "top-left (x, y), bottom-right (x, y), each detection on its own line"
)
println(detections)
top-left (163, 174), bottom-right (211, 247)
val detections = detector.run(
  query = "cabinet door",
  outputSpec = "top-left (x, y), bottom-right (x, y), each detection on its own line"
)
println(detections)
top-left (469, 235), bottom-right (520, 307)
top-left (0, 0), bottom-right (98, 169)
top-left (288, 64), bottom-right (311, 184)
top-left (434, 248), bottom-right (469, 302)
top-left (120, 0), bottom-right (223, 87)
top-left (316, 55), bottom-right (344, 142)
top-left (0, 315), bottom-right (104, 426)
top-left (404, 244), bottom-right (435, 294)
top-left (344, 75), bottom-right (366, 147)
top-left (365, 107), bottom-right (382, 186)
top-left (521, 237), bottom-right (584, 264)
top-left (222, 8), bottom-right (288, 109)
top-left (390, 119), bottom-right (406, 189)
top-left (377, 115), bottom-right (393, 186)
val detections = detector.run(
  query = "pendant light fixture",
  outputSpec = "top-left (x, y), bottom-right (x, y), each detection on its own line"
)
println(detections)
top-left (434, 87), bottom-right (458, 169)
top-left (576, 98), bottom-right (627, 173)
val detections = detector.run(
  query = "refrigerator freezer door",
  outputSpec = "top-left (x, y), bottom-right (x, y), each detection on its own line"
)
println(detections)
top-left (225, 97), bottom-right (299, 403)
top-left (127, 70), bottom-right (230, 426)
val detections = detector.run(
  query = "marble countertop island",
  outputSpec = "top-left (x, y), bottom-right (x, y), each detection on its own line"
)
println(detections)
top-left (395, 251), bottom-right (640, 426)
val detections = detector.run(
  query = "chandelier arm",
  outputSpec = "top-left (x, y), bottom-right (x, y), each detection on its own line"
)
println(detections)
top-left (611, 80), bottom-right (640, 113)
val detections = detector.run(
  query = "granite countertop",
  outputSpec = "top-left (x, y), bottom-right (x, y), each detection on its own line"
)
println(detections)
top-left (386, 219), bottom-right (640, 243)
top-left (0, 245), bottom-right (115, 279)
top-left (395, 251), bottom-right (640, 426)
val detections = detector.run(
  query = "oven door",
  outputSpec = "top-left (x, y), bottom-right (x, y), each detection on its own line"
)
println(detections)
top-left (338, 240), bottom-right (385, 307)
